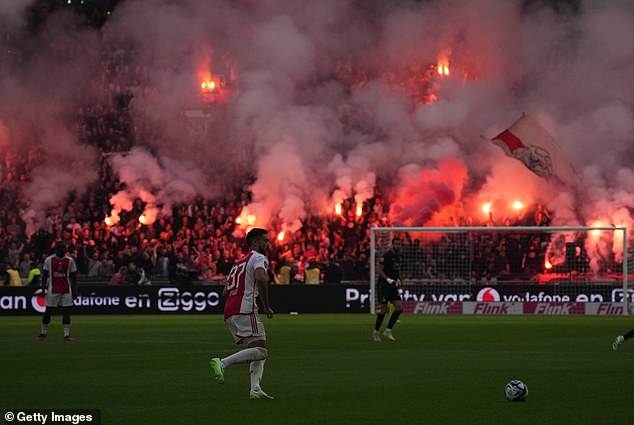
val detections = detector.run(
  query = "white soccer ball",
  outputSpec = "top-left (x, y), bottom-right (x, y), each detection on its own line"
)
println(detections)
top-left (504, 380), bottom-right (528, 402)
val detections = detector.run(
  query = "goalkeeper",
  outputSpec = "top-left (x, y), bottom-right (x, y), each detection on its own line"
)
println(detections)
top-left (372, 237), bottom-right (403, 342)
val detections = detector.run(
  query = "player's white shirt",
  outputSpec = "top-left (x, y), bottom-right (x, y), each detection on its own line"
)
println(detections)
top-left (43, 254), bottom-right (78, 294)
top-left (224, 250), bottom-right (268, 319)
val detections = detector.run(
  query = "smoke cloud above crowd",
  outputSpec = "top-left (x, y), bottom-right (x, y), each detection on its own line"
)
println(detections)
top-left (0, 0), bottom-right (632, 237)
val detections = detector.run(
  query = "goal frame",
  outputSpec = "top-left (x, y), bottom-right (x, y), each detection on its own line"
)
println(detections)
top-left (370, 226), bottom-right (628, 315)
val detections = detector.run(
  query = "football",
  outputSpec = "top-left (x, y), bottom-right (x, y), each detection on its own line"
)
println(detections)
top-left (504, 380), bottom-right (528, 402)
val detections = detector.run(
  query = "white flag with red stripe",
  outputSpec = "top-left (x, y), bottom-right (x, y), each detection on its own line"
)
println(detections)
top-left (491, 114), bottom-right (576, 187)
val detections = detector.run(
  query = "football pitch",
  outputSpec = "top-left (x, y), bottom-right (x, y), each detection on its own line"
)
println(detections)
top-left (2, 314), bottom-right (634, 425)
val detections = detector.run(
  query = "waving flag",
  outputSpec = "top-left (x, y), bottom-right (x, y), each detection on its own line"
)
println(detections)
top-left (492, 114), bottom-right (577, 187)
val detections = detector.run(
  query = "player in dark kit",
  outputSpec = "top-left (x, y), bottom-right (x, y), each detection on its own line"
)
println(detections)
top-left (372, 237), bottom-right (403, 342)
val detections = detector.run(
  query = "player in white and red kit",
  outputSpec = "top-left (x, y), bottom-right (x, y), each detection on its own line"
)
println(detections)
top-left (210, 228), bottom-right (275, 399)
top-left (36, 242), bottom-right (78, 341)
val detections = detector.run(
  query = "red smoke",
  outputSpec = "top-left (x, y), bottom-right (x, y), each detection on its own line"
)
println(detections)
top-left (389, 157), bottom-right (468, 226)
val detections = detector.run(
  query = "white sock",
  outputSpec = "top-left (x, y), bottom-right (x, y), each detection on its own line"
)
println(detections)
top-left (250, 360), bottom-right (265, 392)
top-left (41, 324), bottom-right (48, 335)
top-left (63, 324), bottom-right (71, 337)
top-left (222, 347), bottom-right (267, 368)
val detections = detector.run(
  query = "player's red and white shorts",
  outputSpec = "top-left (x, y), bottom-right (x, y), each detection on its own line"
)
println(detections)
top-left (46, 292), bottom-right (74, 308)
top-left (226, 312), bottom-right (266, 345)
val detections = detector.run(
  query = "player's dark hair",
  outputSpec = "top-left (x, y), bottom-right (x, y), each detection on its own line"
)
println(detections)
top-left (54, 241), bottom-right (66, 257)
top-left (246, 228), bottom-right (268, 247)
top-left (392, 237), bottom-right (402, 244)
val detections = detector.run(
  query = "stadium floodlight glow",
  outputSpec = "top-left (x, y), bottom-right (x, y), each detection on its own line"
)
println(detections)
top-left (370, 226), bottom-right (629, 315)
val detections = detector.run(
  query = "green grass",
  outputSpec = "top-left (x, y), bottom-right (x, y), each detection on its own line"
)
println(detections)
top-left (2, 314), bottom-right (634, 425)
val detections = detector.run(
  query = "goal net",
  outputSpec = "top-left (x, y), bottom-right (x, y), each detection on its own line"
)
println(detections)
top-left (370, 226), bottom-right (630, 315)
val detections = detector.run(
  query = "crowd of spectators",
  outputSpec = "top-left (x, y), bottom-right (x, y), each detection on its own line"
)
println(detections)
top-left (0, 38), bottom-right (380, 286)
top-left (0, 36), bottom-right (613, 288)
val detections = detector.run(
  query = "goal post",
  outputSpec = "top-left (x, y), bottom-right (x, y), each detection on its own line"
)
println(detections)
top-left (370, 226), bottom-right (629, 315)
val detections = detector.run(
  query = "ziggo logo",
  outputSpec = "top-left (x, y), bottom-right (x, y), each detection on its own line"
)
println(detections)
top-left (157, 288), bottom-right (221, 312)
